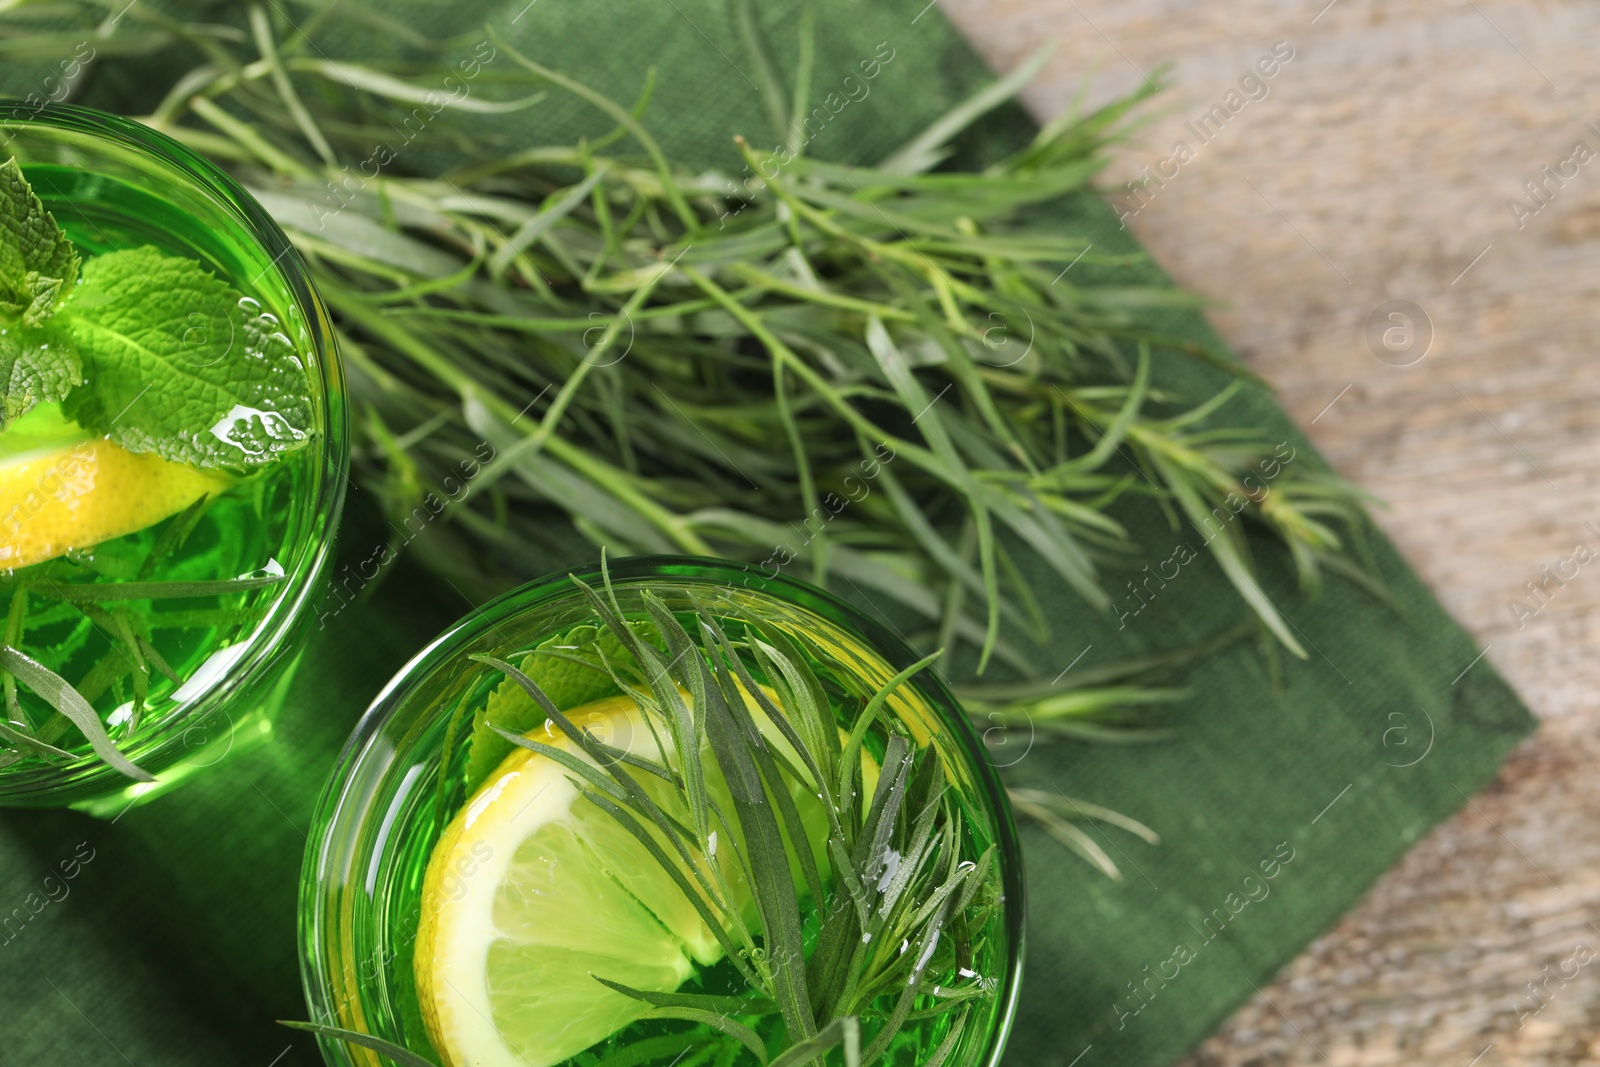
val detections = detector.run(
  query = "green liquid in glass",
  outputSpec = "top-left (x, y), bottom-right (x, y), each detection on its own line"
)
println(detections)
top-left (0, 164), bottom-right (322, 788)
top-left (310, 569), bottom-right (1019, 1067)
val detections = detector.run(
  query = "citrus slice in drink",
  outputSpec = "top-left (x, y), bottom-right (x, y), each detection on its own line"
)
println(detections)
top-left (0, 403), bottom-right (230, 569)
top-left (414, 686), bottom-right (841, 1067)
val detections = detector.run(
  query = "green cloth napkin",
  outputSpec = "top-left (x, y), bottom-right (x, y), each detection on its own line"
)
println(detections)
top-left (0, 3), bottom-right (1533, 1067)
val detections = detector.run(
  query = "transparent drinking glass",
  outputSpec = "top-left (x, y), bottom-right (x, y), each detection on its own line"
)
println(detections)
top-left (0, 102), bottom-right (346, 808)
top-left (299, 557), bottom-right (1025, 1067)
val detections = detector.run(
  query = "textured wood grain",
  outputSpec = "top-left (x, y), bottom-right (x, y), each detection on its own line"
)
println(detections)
top-left (934, 1), bottom-right (1600, 1063)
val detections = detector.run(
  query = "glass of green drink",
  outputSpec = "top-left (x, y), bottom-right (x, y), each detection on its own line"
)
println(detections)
top-left (0, 103), bottom-right (345, 808)
top-left (300, 557), bottom-right (1023, 1067)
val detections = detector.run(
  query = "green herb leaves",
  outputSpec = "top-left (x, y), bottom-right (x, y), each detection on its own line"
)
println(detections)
top-left (462, 622), bottom-right (634, 790)
top-left (0, 157), bottom-right (78, 327)
top-left (0, 159), bottom-right (314, 780)
top-left (471, 569), bottom-right (997, 1066)
top-left (64, 247), bottom-right (312, 467)
top-left (0, 158), bottom-right (83, 428)
top-left (0, 646), bottom-right (152, 782)
top-left (0, 322), bottom-right (81, 427)
top-left (0, 157), bottom-right (312, 468)
top-left (97, 21), bottom-right (1374, 674)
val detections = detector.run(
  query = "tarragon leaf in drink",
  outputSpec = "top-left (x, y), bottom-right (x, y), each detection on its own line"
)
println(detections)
top-left (62, 246), bottom-right (313, 469)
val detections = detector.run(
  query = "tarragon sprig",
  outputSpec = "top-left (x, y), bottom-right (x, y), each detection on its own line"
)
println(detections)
top-left (0, 2), bottom-right (1379, 681)
top-left (466, 565), bottom-right (995, 1067)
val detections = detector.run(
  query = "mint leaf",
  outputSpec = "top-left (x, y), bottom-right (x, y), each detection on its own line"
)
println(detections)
top-left (0, 322), bottom-right (81, 428)
top-left (0, 157), bottom-right (79, 327)
top-left (0, 157), bottom-right (81, 425)
top-left (0, 165), bottom-right (313, 467)
top-left (463, 622), bottom-right (646, 790)
top-left (62, 247), bottom-right (313, 470)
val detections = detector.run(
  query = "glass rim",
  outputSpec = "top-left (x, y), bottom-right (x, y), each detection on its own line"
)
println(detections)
top-left (302, 555), bottom-right (1026, 1067)
top-left (0, 100), bottom-right (349, 800)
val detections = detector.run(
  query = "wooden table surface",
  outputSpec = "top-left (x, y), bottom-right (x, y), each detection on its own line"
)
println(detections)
top-left (936, 1), bottom-right (1600, 1063)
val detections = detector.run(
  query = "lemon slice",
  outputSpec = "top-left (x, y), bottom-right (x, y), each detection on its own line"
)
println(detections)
top-left (415, 686), bottom-right (842, 1067)
top-left (0, 404), bottom-right (230, 569)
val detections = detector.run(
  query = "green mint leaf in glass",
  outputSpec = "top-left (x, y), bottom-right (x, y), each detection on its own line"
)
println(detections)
top-left (0, 156), bottom-right (79, 327)
top-left (0, 321), bottom-right (81, 427)
top-left (63, 246), bottom-right (313, 469)
top-left (0, 156), bottom-right (82, 425)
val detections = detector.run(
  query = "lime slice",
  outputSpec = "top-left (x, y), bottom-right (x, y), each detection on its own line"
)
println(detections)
top-left (415, 686), bottom-right (845, 1067)
top-left (0, 403), bottom-right (230, 569)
